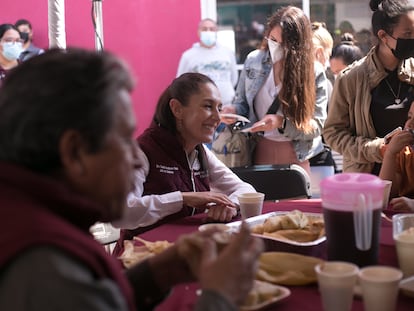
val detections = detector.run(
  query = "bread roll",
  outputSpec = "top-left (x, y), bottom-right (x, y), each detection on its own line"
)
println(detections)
top-left (257, 252), bottom-right (323, 285)
top-left (263, 215), bottom-right (283, 232)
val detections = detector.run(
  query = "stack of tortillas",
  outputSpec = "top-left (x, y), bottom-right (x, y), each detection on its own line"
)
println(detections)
top-left (257, 252), bottom-right (324, 285)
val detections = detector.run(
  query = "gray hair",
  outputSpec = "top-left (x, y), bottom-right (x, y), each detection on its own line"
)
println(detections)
top-left (0, 48), bottom-right (134, 173)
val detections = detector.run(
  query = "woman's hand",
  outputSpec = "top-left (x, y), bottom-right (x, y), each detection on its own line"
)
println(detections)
top-left (182, 192), bottom-right (237, 222)
top-left (385, 130), bottom-right (414, 156)
top-left (220, 105), bottom-right (236, 114)
top-left (250, 114), bottom-right (284, 132)
top-left (389, 196), bottom-right (414, 212)
top-left (206, 204), bottom-right (237, 222)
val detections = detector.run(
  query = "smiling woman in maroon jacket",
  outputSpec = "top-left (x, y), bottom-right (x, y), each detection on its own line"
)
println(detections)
top-left (0, 48), bottom-right (263, 311)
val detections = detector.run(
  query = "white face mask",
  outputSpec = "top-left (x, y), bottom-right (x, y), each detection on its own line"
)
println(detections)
top-left (267, 39), bottom-right (284, 64)
top-left (200, 31), bottom-right (217, 47)
top-left (1, 42), bottom-right (23, 61)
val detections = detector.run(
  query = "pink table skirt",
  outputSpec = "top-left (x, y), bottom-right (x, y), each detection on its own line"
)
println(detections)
top-left (136, 199), bottom-right (413, 311)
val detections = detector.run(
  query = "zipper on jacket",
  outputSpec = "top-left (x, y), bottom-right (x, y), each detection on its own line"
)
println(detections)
top-left (185, 150), bottom-right (198, 216)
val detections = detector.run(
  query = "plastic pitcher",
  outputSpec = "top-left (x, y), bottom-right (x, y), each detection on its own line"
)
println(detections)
top-left (320, 173), bottom-right (385, 266)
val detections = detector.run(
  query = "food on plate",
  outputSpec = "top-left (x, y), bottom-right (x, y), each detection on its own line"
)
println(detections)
top-left (242, 280), bottom-right (283, 308)
top-left (198, 223), bottom-right (229, 232)
top-left (118, 237), bottom-right (173, 268)
top-left (251, 210), bottom-right (325, 243)
top-left (256, 252), bottom-right (324, 286)
top-left (263, 229), bottom-right (320, 243)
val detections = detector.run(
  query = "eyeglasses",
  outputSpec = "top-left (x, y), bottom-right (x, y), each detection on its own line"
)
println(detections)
top-left (1, 38), bottom-right (24, 45)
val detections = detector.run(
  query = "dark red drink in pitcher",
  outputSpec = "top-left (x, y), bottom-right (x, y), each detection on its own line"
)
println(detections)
top-left (323, 207), bottom-right (381, 266)
top-left (320, 173), bottom-right (385, 267)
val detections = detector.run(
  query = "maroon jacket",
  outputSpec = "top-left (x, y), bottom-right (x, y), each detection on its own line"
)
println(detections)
top-left (114, 123), bottom-right (211, 255)
top-left (138, 122), bottom-right (210, 195)
top-left (0, 162), bottom-right (136, 311)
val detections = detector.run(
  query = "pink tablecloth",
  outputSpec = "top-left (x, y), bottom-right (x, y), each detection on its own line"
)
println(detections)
top-left (137, 199), bottom-right (413, 311)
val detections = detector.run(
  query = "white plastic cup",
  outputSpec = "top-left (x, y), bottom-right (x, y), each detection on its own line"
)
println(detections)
top-left (359, 266), bottom-right (402, 311)
top-left (237, 192), bottom-right (265, 220)
top-left (393, 213), bottom-right (414, 277)
top-left (315, 261), bottom-right (359, 311)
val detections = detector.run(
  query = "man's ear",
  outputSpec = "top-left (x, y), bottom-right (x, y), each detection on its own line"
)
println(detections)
top-left (169, 98), bottom-right (183, 120)
top-left (59, 130), bottom-right (88, 177)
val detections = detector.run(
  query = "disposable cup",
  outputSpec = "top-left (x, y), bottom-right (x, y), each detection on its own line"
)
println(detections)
top-left (237, 192), bottom-right (265, 220)
top-left (359, 266), bottom-right (402, 311)
top-left (392, 213), bottom-right (414, 277)
top-left (315, 261), bottom-right (359, 311)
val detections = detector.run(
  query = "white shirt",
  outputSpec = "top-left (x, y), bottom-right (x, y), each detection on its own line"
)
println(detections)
top-left (254, 68), bottom-right (290, 142)
top-left (176, 43), bottom-right (238, 106)
top-left (112, 145), bottom-right (255, 230)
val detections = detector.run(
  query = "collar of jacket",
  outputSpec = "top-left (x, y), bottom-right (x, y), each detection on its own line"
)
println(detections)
top-left (364, 45), bottom-right (414, 87)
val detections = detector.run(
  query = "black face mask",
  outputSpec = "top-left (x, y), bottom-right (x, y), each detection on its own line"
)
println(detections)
top-left (391, 37), bottom-right (414, 60)
top-left (19, 32), bottom-right (30, 44)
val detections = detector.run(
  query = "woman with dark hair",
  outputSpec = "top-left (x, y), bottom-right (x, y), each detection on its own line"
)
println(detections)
top-left (222, 6), bottom-right (328, 176)
top-left (0, 48), bottom-right (263, 311)
top-left (329, 33), bottom-right (364, 77)
top-left (0, 23), bottom-right (23, 86)
top-left (324, 0), bottom-right (414, 174)
top-left (113, 72), bottom-right (255, 253)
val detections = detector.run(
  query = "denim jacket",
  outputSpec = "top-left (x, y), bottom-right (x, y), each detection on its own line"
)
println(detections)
top-left (233, 49), bottom-right (328, 161)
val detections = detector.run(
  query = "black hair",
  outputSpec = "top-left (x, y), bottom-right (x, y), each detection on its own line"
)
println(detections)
top-left (15, 19), bottom-right (32, 30)
top-left (154, 73), bottom-right (216, 134)
top-left (331, 33), bottom-right (364, 65)
top-left (0, 24), bottom-right (19, 40)
top-left (370, 0), bottom-right (414, 37)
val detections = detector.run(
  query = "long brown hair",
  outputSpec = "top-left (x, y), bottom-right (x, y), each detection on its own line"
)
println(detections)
top-left (265, 6), bottom-right (315, 133)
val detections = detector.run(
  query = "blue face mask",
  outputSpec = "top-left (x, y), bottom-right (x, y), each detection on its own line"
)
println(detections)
top-left (1, 42), bottom-right (23, 61)
top-left (200, 31), bottom-right (217, 47)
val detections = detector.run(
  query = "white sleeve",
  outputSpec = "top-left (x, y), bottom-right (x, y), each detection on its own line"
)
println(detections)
top-left (112, 151), bottom-right (184, 230)
top-left (176, 51), bottom-right (190, 77)
top-left (204, 145), bottom-right (256, 204)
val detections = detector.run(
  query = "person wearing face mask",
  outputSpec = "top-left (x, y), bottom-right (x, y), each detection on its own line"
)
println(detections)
top-left (14, 19), bottom-right (44, 62)
top-left (329, 33), bottom-right (363, 79)
top-left (311, 22), bottom-right (334, 101)
top-left (0, 24), bottom-right (23, 87)
top-left (323, 0), bottom-right (414, 174)
top-left (176, 18), bottom-right (238, 107)
top-left (221, 6), bottom-right (328, 176)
